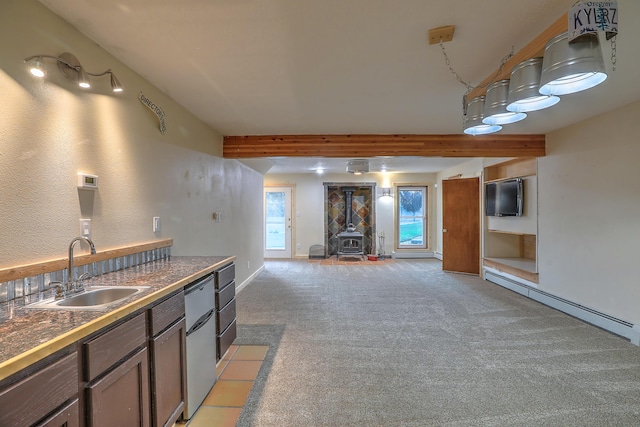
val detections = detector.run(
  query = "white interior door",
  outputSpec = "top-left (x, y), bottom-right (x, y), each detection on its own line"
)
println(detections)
top-left (264, 186), bottom-right (292, 258)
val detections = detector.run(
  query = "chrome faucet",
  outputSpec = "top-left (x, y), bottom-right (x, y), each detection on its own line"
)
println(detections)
top-left (67, 236), bottom-right (96, 295)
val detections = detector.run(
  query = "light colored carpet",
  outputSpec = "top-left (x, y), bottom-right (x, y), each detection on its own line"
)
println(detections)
top-left (234, 259), bottom-right (640, 426)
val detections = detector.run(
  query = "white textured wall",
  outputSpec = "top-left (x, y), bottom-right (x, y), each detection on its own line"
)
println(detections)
top-left (538, 100), bottom-right (640, 324)
top-left (0, 0), bottom-right (264, 285)
top-left (265, 172), bottom-right (437, 257)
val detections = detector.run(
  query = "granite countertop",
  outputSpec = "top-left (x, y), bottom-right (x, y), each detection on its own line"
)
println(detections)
top-left (0, 255), bottom-right (234, 382)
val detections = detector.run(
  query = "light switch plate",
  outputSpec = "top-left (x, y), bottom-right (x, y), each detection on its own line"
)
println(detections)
top-left (80, 219), bottom-right (91, 239)
top-left (153, 217), bottom-right (160, 232)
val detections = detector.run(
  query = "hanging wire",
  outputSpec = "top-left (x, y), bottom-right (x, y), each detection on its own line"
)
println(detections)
top-left (438, 37), bottom-right (514, 115)
top-left (439, 38), bottom-right (473, 92)
top-left (610, 35), bottom-right (617, 72)
top-left (438, 38), bottom-right (514, 94)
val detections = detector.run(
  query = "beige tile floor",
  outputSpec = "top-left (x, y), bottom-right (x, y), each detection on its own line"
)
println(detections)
top-left (184, 345), bottom-right (269, 427)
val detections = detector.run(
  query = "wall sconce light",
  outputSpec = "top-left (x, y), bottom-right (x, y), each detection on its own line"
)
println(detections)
top-left (463, 96), bottom-right (501, 135)
top-left (482, 79), bottom-right (527, 125)
top-left (381, 188), bottom-right (392, 197)
top-left (24, 52), bottom-right (123, 93)
top-left (539, 32), bottom-right (607, 96)
top-left (506, 57), bottom-right (560, 112)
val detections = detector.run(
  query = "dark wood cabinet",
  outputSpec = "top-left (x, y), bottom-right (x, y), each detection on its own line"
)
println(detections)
top-left (87, 347), bottom-right (150, 427)
top-left (214, 262), bottom-right (237, 360)
top-left (36, 398), bottom-right (80, 427)
top-left (149, 291), bottom-right (187, 427)
top-left (0, 351), bottom-right (79, 427)
top-left (83, 312), bottom-right (150, 427)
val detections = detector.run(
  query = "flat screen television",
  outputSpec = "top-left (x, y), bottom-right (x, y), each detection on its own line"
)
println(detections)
top-left (485, 178), bottom-right (523, 217)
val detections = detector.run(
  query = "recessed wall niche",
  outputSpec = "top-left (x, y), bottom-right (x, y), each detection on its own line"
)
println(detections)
top-left (324, 182), bottom-right (376, 257)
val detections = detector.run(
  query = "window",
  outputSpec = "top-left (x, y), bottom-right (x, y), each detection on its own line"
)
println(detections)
top-left (397, 186), bottom-right (428, 249)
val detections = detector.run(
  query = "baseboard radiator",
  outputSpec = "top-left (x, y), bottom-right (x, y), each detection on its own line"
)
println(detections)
top-left (391, 251), bottom-right (435, 259)
top-left (484, 270), bottom-right (640, 346)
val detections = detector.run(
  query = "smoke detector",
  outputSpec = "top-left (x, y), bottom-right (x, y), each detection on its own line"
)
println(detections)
top-left (346, 159), bottom-right (369, 175)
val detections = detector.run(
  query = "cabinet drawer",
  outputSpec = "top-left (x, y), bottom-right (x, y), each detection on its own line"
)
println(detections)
top-left (0, 352), bottom-right (78, 427)
top-left (216, 281), bottom-right (235, 309)
top-left (216, 298), bottom-right (236, 334)
top-left (214, 263), bottom-right (235, 290)
top-left (84, 312), bottom-right (147, 382)
top-left (217, 320), bottom-right (237, 360)
top-left (150, 290), bottom-right (185, 337)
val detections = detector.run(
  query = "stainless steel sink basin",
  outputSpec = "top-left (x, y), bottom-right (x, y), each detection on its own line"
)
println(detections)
top-left (26, 286), bottom-right (150, 310)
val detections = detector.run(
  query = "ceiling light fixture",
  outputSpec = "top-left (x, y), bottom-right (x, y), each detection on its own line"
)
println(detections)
top-left (482, 80), bottom-right (527, 125)
top-left (539, 32), bottom-right (607, 96)
top-left (506, 57), bottom-right (560, 112)
top-left (346, 159), bottom-right (369, 175)
top-left (463, 96), bottom-right (501, 136)
top-left (24, 52), bottom-right (124, 93)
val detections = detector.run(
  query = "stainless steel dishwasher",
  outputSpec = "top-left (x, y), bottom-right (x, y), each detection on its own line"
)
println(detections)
top-left (184, 273), bottom-right (217, 419)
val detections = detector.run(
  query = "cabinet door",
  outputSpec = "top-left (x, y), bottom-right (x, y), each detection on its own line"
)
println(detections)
top-left (150, 318), bottom-right (187, 427)
top-left (87, 347), bottom-right (150, 427)
top-left (35, 398), bottom-right (80, 427)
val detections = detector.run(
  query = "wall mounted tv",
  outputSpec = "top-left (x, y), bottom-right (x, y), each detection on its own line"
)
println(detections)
top-left (485, 178), bottom-right (524, 217)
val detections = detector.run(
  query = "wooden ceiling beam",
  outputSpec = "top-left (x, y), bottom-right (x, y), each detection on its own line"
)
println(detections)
top-left (223, 134), bottom-right (545, 158)
top-left (466, 13), bottom-right (568, 101)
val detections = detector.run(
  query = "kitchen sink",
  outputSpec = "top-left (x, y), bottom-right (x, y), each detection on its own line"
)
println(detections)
top-left (25, 286), bottom-right (150, 311)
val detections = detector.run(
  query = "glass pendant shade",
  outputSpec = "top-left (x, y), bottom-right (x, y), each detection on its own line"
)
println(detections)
top-left (77, 67), bottom-right (91, 88)
top-left (29, 57), bottom-right (46, 78)
top-left (539, 32), bottom-right (607, 96)
top-left (482, 80), bottom-right (527, 125)
top-left (507, 57), bottom-right (560, 112)
top-left (110, 73), bottom-right (123, 92)
top-left (463, 96), bottom-right (502, 135)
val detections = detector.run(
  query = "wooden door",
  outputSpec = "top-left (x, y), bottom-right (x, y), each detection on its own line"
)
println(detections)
top-left (442, 177), bottom-right (480, 274)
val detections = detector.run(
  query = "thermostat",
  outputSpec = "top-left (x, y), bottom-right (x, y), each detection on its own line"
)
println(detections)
top-left (77, 173), bottom-right (99, 190)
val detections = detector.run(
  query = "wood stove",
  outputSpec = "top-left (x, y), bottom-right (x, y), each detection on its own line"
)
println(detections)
top-left (337, 229), bottom-right (364, 259)
top-left (336, 186), bottom-right (365, 259)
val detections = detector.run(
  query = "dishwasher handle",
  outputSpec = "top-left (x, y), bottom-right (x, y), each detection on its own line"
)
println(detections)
top-left (185, 273), bottom-right (214, 295)
top-left (186, 308), bottom-right (215, 337)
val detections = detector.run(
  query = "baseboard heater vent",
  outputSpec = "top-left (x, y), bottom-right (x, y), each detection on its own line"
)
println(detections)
top-left (391, 251), bottom-right (435, 259)
top-left (484, 270), bottom-right (640, 346)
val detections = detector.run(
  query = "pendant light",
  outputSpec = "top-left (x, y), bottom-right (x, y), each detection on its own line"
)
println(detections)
top-left (539, 32), bottom-right (607, 96)
top-left (24, 52), bottom-right (124, 93)
top-left (507, 57), bottom-right (560, 112)
top-left (463, 96), bottom-right (501, 135)
top-left (482, 80), bottom-right (527, 125)
top-left (28, 57), bottom-right (46, 78)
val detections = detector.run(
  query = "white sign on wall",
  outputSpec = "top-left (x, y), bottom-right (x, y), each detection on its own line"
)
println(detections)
top-left (138, 92), bottom-right (167, 134)
top-left (569, 1), bottom-right (618, 42)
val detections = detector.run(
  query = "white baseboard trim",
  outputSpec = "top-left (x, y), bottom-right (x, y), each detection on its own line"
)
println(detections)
top-left (236, 264), bottom-right (265, 294)
top-left (434, 252), bottom-right (443, 261)
top-left (391, 251), bottom-right (435, 259)
top-left (484, 269), bottom-right (640, 346)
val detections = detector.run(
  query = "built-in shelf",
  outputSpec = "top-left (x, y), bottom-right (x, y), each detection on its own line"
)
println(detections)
top-left (484, 157), bottom-right (536, 182)
top-left (483, 257), bottom-right (539, 283)
top-left (483, 158), bottom-right (538, 283)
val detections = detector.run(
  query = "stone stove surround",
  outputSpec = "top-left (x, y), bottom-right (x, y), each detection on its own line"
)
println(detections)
top-left (323, 182), bottom-right (376, 258)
